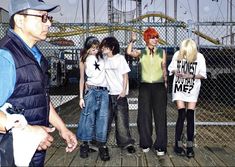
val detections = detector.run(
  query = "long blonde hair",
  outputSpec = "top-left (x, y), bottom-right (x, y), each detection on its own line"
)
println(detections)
top-left (178, 39), bottom-right (198, 63)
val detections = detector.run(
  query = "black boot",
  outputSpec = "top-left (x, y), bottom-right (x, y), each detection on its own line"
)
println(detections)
top-left (99, 145), bottom-right (110, 161)
top-left (126, 145), bottom-right (136, 154)
top-left (186, 141), bottom-right (195, 158)
top-left (174, 141), bottom-right (185, 156)
top-left (80, 142), bottom-right (89, 158)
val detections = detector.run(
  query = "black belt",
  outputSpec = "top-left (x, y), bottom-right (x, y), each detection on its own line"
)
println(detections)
top-left (87, 85), bottom-right (107, 90)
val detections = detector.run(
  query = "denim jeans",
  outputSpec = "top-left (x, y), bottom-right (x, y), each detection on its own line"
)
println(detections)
top-left (77, 88), bottom-right (109, 143)
top-left (30, 150), bottom-right (46, 167)
top-left (107, 95), bottom-right (135, 147)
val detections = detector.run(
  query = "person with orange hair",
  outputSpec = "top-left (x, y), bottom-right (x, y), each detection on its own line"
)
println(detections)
top-left (127, 27), bottom-right (168, 156)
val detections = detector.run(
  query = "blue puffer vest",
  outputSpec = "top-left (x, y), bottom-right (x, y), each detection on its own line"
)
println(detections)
top-left (0, 30), bottom-right (50, 126)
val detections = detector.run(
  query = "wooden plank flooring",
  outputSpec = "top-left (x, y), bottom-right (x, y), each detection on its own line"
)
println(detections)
top-left (45, 145), bottom-right (235, 166)
top-left (46, 90), bottom-right (235, 166)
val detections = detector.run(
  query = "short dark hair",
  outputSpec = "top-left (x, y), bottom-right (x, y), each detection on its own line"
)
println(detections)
top-left (9, 15), bottom-right (15, 29)
top-left (100, 36), bottom-right (120, 55)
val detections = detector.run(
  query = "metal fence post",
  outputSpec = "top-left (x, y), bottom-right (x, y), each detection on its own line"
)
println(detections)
top-left (187, 19), bottom-right (193, 39)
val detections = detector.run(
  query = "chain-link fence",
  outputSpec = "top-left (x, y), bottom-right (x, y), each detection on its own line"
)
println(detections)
top-left (0, 21), bottom-right (234, 147)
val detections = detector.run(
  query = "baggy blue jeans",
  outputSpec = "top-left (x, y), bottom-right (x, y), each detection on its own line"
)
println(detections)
top-left (77, 88), bottom-right (109, 143)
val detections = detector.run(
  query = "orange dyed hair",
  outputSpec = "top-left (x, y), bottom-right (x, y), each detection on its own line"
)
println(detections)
top-left (143, 27), bottom-right (159, 44)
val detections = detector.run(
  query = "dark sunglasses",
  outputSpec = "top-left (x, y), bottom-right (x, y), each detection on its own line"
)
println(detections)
top-left (19, 13), bottom-right (53, 23)
top-left (150, 35), bottom-right (159, 39)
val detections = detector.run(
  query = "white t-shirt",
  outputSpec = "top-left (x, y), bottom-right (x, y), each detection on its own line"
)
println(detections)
top-left (85, 55), bottom-right (107, 87)
top-left (168, 51), bottom-right (207, 102)
top-left (104, 54), bottom-right (131, 95)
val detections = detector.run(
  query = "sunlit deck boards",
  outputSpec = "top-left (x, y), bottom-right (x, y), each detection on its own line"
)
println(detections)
top-left (45, 145), bottom-right (235, 166)
top-left (46, 92), bottom-right (235, 166)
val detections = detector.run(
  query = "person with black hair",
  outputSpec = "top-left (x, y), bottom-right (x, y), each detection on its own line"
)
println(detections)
top-left (100, 36), bottom-right (136, 154)
top-left (77, 36), bottom-right (110, 161)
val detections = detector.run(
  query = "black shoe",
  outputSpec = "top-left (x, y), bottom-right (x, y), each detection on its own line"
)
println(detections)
top-left (186, 147), bottom-right (195, 158)
top-left (99, 146), bottom-right (110, 161)
top-left (80, 144), bottom-right (89, 158)
top-left (174, 146), bottom-right (185, 156)
top-left (126, 145), bottom-right (136, 154)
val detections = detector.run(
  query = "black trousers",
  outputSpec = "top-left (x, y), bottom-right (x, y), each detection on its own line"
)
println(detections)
top-left (107, 95), bottom-right (135, 147)
top-left (137, 83), bottom-right (168, 151)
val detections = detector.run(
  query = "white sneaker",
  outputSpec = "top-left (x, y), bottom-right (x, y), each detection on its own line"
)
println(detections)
top-left (156, 149), bottom-right (165, 156)
top-left (142, 148), bottom-right (150, 153)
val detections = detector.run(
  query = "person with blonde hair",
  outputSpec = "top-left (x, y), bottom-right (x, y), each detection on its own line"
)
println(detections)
top-left (168, 39), bottom-right (207, 158)
top-left (127, 27), bottom-right (168, 156)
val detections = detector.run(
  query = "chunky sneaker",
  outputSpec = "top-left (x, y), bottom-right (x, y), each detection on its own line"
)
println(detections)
top-left (142, 147), bottom-right (150, 153)
top-left (99, 146), bottom-right (110, 161)
top-left (126, 145), bottom-right (136, 154)
top-left (174, 146), bottom-right (186, 156)
top-left (156, 149), bottom-right (165, 156)
top-left (186, 147), bottom-right (195, 158)
top-left (80, 144), bottom-right (89, 158)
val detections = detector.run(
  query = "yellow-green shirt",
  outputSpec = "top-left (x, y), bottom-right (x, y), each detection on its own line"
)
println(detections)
top-left (140, 47), bottom-right (164, 83)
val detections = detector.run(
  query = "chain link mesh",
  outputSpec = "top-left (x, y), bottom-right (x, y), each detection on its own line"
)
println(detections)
top-left (0, 21), bottom-right (234, 147)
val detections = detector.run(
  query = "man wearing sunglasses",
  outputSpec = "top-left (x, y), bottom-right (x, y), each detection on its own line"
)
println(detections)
top-left (0, 0), bottom-right (77, 166)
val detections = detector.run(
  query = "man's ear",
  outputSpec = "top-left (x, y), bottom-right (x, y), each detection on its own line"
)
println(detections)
top-left (14, 14), bottom-right (24, 29)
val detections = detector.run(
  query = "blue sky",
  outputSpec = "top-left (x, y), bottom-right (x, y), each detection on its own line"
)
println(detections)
top-left (0, 0), bottom-right (234, 23)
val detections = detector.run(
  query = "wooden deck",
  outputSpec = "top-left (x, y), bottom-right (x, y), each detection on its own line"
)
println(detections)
top-left (46, 89), bottom-right (235, 166)
top-left (45, 144), bottom-right (235, 166)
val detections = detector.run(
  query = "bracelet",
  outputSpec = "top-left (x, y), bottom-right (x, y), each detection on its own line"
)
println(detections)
top-left (80, 97), bottom-right (83, 99)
